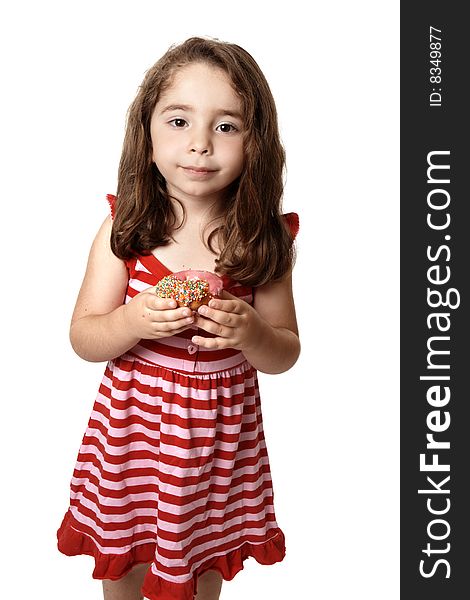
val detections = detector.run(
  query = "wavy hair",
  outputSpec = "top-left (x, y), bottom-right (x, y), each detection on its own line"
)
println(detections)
top-left (111, 36), bottom-right (295, 286)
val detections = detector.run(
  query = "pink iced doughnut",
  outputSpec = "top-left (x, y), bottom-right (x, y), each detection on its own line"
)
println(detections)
top-left (155, 270), bottom-right (224, 310)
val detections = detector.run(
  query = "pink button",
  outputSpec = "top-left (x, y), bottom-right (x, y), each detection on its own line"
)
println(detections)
top-left (187, 344), bottom-right (198, 355)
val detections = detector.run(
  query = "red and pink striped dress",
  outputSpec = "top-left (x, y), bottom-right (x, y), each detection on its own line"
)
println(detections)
top-left (57, 196), bottom-right (299, 600)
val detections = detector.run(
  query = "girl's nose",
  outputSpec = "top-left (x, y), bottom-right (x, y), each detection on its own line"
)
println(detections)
top-left (189, 127), bottom-right (212, 155)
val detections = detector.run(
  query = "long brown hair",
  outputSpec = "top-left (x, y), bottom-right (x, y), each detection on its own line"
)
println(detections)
top-left (111, 36), bottom-right (295, 286)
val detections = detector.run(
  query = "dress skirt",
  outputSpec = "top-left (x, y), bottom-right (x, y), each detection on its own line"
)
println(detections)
top-left (57, 353), bottom-right (285, 600)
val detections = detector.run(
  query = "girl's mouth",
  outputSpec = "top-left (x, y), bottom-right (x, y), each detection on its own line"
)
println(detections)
top-left (182, 166), bottom-right (217, 177)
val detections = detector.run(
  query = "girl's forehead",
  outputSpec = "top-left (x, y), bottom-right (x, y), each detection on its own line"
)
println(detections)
top-left (156, 63), bottom-right (242, 112)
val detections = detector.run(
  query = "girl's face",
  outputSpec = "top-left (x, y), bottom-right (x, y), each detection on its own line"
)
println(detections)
top-left (150, 62), bottom-right (244, 207)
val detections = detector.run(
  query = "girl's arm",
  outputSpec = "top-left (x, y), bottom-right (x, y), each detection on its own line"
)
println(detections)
top-left (70, 216), bottom-right (195, 362)
top-left (192, 271), bottom-right (301, 374)
top-left (245, 271), bottom-right (300, 373)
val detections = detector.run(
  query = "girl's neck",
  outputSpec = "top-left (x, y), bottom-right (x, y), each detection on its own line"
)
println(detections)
top-left (169, 194), bottom-right (225, 228)
top-left (154, 194), bottom-right (224, 271)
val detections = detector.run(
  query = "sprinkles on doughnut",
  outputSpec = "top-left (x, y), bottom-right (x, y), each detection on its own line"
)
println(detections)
top-left (155, 270), bottom-right (224, 310)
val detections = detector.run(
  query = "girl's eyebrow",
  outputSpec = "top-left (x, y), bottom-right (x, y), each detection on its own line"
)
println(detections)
top-left (159, 104), bottom-right (242, 120)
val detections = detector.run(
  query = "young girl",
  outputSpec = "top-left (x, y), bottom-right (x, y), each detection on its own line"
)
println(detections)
top-left (57, 37), bottom-right (300, 600)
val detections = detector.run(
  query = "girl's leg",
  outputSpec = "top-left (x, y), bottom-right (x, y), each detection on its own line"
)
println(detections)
top-left (195, 570), bottom-right (223, 600)
top-left (102, 563), bottom-right (222, 600)
top-left (102, 563), bottom-right (151, 600)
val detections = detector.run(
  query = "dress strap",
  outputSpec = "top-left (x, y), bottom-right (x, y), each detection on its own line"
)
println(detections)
top-left (283, 212), bottom-right (299, 240)
top-left (106, 193), bottom-right (135, 274)
top-left (106, 193), bottom-right (117, 220)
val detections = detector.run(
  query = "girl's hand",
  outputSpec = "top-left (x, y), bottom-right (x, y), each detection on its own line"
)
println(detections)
top-left (191, 290), bottom-right (263, 351)
top-left (123, 287), bottom-right (195, 339)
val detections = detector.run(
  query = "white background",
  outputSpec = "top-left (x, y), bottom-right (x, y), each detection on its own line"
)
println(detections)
top-left (0, 1), bottom-right (399, 598)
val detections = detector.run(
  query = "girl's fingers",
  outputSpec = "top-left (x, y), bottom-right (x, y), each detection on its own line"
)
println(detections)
top-left (197, 305), bottom-right (237, 326)
top-left (151, 320), bottom-right (193, 338)
top-left (146, 305), bottom-right (194, 323)
top-left (195, 315), bottom-right (230, 338)
top-left (164, 324), bottom-right (192, 336)
top-left (207, 297), bottom-right (242, 314)
top-left (153, 296), bottom-right (178, 310)
top-left (191, 336), bottom-right (224, 350)
top-left (168, 316), bottom-right (195, 330)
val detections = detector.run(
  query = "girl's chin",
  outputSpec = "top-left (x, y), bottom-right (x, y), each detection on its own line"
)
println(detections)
top-left (166, 184), bottom-right (227, 203)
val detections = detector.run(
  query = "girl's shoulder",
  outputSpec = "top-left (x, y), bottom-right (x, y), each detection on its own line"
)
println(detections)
top-left (282, 211), bottom-right (299, 240)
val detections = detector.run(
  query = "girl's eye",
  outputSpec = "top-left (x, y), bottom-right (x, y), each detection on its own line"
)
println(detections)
top-left (169, 118), bottom-right (187, 128)
top-left (216, 123), bottom-right (237, 133)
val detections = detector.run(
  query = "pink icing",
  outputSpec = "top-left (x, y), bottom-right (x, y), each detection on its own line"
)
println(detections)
top-left (172, 270), bottom-right (224, 297)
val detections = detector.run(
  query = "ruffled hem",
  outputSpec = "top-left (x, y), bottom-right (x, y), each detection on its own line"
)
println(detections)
top-left (57, 511), bottom-right (155, 579)
top-left (58, 511), bottom-right (285, 599)
top-left (141, 529), bottom-right (286, 600)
